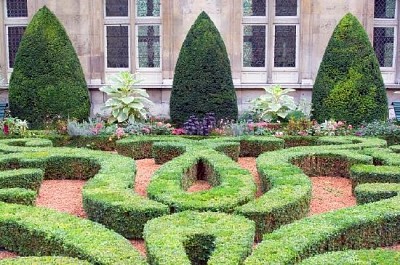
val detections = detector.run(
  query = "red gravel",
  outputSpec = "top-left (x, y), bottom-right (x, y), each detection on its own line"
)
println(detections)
top-left (187, 180), bottom-right (212, 192)
top-left (238, 157), bottom-right (263, 197)
top-left (36, 180), bottom-right (87, 218)
top-left (135, 159), bottom-right (161, 197)
top-left (1, 157), bottom-right (399, 261)
top-left (309, 177), bottom-right (356, 216)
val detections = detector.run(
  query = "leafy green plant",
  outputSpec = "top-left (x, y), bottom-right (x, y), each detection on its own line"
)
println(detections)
top-left (1, 117), bottom-right (29, 136)
top-left (9, 6), bottom-right (90, 128)
top-left (100, 71), bottom-right (153, 123)
top-left (251, 85), bottom-right (297, 121)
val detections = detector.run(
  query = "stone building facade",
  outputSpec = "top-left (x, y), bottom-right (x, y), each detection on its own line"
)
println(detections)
top-left (0, 0), bottom-right (399, 118)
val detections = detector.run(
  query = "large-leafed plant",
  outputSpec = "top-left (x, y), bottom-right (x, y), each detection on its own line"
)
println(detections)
top-left (100, 71), bottom-right (153, 123)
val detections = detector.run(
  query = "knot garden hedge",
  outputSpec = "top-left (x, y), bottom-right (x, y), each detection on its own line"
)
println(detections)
top-left (0, 136), bottom-right (399, 264)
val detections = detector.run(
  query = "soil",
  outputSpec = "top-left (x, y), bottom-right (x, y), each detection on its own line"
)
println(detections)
top-left (0, 157), bottom-right (399, 260)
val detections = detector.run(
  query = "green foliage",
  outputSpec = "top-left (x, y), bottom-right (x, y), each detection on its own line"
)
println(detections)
top-left (0, 203), bottom-right (146, 264)
top-left (0, 257), bottom-right (91, 265)
top-left (100, 72), bottom-right (153, 123)
top-left (144, 211), bottom-right (255, 265)
top-left (251, 85), bottom-right (297, 121)
top-left (312, 13), bottom-right (388, 125)
top-left (9, 6), bottom-right (90, 129)
top-left (300, 250), bottom-right (400, 265)
top-left (170, 12), bottom-right (238, 125)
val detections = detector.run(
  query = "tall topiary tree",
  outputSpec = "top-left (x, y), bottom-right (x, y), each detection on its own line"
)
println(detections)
top-left (312, 13), bottom-right (388, 125)
top-left (9, 6), bottom-right (90, 128)
top-left (170, 12), bottom-right (238, 125)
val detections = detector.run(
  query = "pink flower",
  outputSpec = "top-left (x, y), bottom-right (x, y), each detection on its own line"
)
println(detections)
top-left (348, 125), bottom-right (353, 130)
top-left (275, 131), bottom-right (284, 137)
top-left (115, 127), bottom-right (125, 139)
top-left (156, 122), bottom-right (163, 127)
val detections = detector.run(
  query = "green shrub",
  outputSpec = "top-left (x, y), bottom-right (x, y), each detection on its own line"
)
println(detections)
top-left (355, 183), bottom-right (400, 204)
top-left (9, 6), bottom-right (90, 128)
top-left (0, 188), bottom-right (36, 205)
top-left (170, 11), bottom-right (238, 125)
top-left (0, 202), bottom-right (146, 264)
top-left (244, 195), bottom-right (400, 264)
top-left (350, 164), bottom-right (400, 190)
top-left (0, 257), bottom-right (91, 265)
top-left (144, 211), bottom-right (254, 265)
top-left (312, 13), bottom-right (388, 125)
top-left (147, 148), bottom-right (256, 213)
top-left (300, 250), bottom-right (400, 265)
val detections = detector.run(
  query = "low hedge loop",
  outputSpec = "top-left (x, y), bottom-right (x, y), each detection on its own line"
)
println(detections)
top-left (0, 202), bottom-right (146, 264)
top-left (0, 257), bottom-right (91, 264)
top-left (144, 211), bottom-right (255, 265)
top-left (147, 148), bottom-right (256, 213)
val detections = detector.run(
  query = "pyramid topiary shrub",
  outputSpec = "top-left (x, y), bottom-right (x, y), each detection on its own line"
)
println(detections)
top-left (312, 13), bottom-right (388, 125)
top-left (9, 6), bottom-right (90, 128)
top-left (170, 12), bottom-right (238, 126)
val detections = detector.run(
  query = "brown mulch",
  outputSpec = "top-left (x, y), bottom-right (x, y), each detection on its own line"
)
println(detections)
top-left (1, 157), bottom-right (399, 261)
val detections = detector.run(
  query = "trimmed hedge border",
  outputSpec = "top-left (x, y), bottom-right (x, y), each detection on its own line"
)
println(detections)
top-left (0, 202), bottom-right (146, 264)
top-left (236, 147), bottom-right (372, 241)
top-left (355, 183), bottom-right (400, 204)
top-left (144, 211), bottom-right (255, 265)
top-left (244, 195), bottom-right (400, 264)
top-left (350, 164), bottom-right (400, 190)
top-left (147, 148), bottom-right (256, 213)
top-left (299, 249), bottom-right (400, 265)
top-left (0, 257), bottom-right (91, 264)
top-left (0, 139), bottom-right (169, 239)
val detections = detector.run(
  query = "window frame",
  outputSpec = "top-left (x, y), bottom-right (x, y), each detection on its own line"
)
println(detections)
top-left (272, 23), bottom-right (299, 70)
top-left (135, 24), bottom-right (162, 70)
top-left (374, 0), bottom-right (398, 72)
top-left (104, 0), bottom-right (130, 19)
top-left (4, 0), bottom-right (28, 19)
top-left (104, 24), bottom-right (131, 71)
top-left (241, 24), bottom-right (268, 71)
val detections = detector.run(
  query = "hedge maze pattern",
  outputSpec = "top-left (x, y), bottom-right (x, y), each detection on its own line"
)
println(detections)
top-left (0, 136), bottom-right (399, 264)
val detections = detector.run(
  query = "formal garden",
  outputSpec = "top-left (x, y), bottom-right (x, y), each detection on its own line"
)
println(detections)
top-left (0, 6), bottom-right (399, 265)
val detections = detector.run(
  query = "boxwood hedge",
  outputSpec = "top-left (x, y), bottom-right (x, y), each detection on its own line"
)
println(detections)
top-left (144, 211), bottom-right (254, 265)
top-left (0, 257), bottom-right (91, 265)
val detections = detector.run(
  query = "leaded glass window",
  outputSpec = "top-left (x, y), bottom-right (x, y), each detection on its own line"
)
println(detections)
top-left (275, 0), bottom-right (297, 16)
top-left (105, 0), bottom-right (128, 17)
top-left (6, 0), bottom-right (28, 17)
top-left (274, 25), bottom-right (296, 67)
top-left (106, 26), bottom-right (129, 68)
top-left (374, 0), bottom-right (396, 19)
top-left (8, 26), bottom-right (25, 68)
top-left (243, 25), bottom-right (266, 67)
top-left (137, 0), bottom-right (160, 17)
top-left (243, 0), bottom-right (266, 16)
top-left (374, 27), bottom-right (395, 67)
top-left (137, 25), bottom-right (160, 68)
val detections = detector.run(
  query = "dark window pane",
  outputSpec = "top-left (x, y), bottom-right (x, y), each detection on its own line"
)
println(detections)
top-left (105, 0), bottom-right (128, 17)
top-left (106, 26), bottom-right (129, 68)
top-left (274, 25), bottom-right (296, 67)
top-left (276, 0), bottom-right (297, 16)
top-left (243, 0), bottom-right (266, 16)
top-left (137, 25), bottom-right (160, 68)
top-left (137, 0), bottom-right (160, 17)
top-left (374, 27), bottom-right (394, 67)
top-left (8, 26), bottom-right (26, 68)
top-left (375, 0), bottom-right (396, 19)
top-left (6, 0), bottom-right (28, 17)
top-left (243, 25), bottom-right (266, 67)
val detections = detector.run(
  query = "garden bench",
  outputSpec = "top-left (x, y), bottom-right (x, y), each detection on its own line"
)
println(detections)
top-left (392, 101), bottom-right (400, 121)
top-left (0, 102), bottom-right (8, 120)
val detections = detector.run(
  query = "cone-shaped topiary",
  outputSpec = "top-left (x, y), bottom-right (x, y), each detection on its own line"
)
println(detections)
top-left (9, 6), bottom-right (90, 128)
top-left (170, 11), bottom-right (238, 126)
top-left (312, 13), bottom-right (388, 125)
